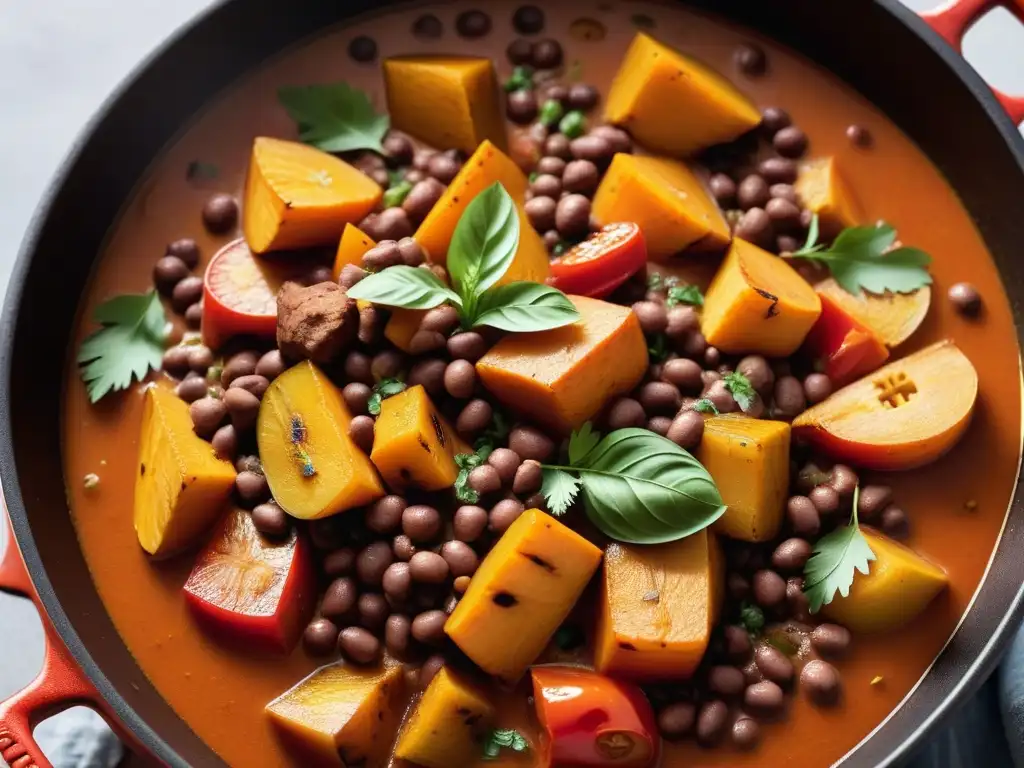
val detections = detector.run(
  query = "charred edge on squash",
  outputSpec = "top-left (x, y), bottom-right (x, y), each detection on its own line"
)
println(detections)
top-left (493, 591), bottom-right (518, 607)
top-left (290, 414), bottom-right (316, 477)
top-left (619, 642), bottom-right (638, 651)
top-left (753, 287), bottom-right (780, 318)
top-left (418, 435), bottom-right (432, 453)
top-left (140, 463), bottom-right (146, 476)
top-left (523, 552), bottom-right (556, 572)
top-left (430, 413), bottom-right (446, 447)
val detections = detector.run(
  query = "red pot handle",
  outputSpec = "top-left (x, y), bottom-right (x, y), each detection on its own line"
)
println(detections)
top-left (919, 0), bottom-right (1024, 125)
top-left (0, 514), bottom-right (102, 768)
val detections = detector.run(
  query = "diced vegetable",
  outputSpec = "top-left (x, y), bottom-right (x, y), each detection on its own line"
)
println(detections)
top-left (594, 530), bottom-right (722, 680)
top-left (591, 154), bottom-right (730, 260)
top-left (821, 528), bottom-right (948, 633)
top-left (795, 157), bottom-right (864, 236)
top-left (414, 140), bottom-right (550, 285)
top-left (394, 667), bottom-right (496, 768)
top-left (792, 340), bottom-right (977, 470)
top-left (332, 223), bottom-right (375, 280)
top-left (803, 291), bottom-right (890, 387)
top-left (370, 385), bottom-right (471, 491)
top-left (445, 508), bottom-right (603, 682)
top-left (815, 277), bottom-right (931, 349)
top-left (702, 238), bottom-right (822, 356)
top-left (384, 308), bottom-right (428, 353)
top-left (257, 361), bottom-right (384, 519)
top-left (266, 660), bottom-right (407, 767)
top-left (476, 296), bottom-right (647, 434)
top-left (695, 415), bottom-right (791, 542)
top-left (243, 137), bottom-right (383, 254)
top-left (183, 507), bottom-right (314, 652)
top-left (549, 222), bottom-right (647, 299)
top-left (531, 666), bottom-right (660, 768)
top-left (384, 57), bottom-right (506, 155)
top-left (604, 32), bottom-right (761, 156)
top-left (134, 385), bottom-right (236, 557)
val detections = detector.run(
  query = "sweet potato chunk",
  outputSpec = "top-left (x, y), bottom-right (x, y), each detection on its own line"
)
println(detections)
top-left (604, 33), bottom-right (761, 156)
top-left (414, 140), bottom-right (549, 284)
top-left (266, 659), bottom-right (406, 767)
top-left (370, 385), bottom-right (471, 491)
top-left (794, 157), bottom-right (865, 236)
top-left (595, 530), bottom-right (722, 680)
top-left (695, 415), bottom-right (791, 542)
top-left (475, 296), bottom-right (647, 434)
top-left (243, 137), bottom-right (383, 254)
top-left (394, 667), bottom-right (495, 768)
top-left (258, 361), bottom-right (384, 519)
top-left (384, 56), bottom-right (506, 155)
top-left (383, 308), bottom-right (427, 353)
top-left (822, 528), bottom-right (948, 633)
top-left (702, 238), bottom-right (822, 356)
top-left (332, 223), bottom-right (375, 280)
top-left (592, 154), bottom-right (730, 260)
top-left (134, 386), bottom-right (236, 558)
top-left (445, 508), bottom-right (603, 682)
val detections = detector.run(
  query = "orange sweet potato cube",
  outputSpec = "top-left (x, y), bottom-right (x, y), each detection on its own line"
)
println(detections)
top-left (332, 224), bottom-right (375, 280)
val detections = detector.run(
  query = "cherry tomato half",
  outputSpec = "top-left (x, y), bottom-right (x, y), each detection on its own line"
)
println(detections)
top-left (549, 222), bottom-right (647, 299)
top-left (531, 666), bottom-right (660, 768)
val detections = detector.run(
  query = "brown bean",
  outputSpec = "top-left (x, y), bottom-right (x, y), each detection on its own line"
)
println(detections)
top-left (341, 382), bottom-right (371, 416)
top-left (512, 460), bottom-right (543, 496)
top-left (704, 347), bottom-right (722, 369)
top-left (766, 197), bottom-right (802, 229)
top-left (445, 507), bottom-right (484, 545)
top-left (589, 125), bottom-right (632, 154)
top-left (761, 106), bottom-right (792, 135)
top-left (392, 534), bottom-right (418, 562)
top-left (384, 614), bottom-right (412, 658)
top-left (803, 373), bottom-right (833, 404)
top-left (737, 174), bottom-right (770, 210)
top-left (339, 626), bottom-right (380, 664)
top-left (487, 448), bottom-right (521, 487)
top-left (846, 124), bottom-right (873, 147)
top-left (948, 282), bottom-right (982, 316)
top-left (665, 305), bottom-right (700, 340)
top-left (704, 380), bottom-right (737, 414)
top-left (666, 410), bottom-right (704, 449)
top-left (447, 331), bottom-right (488, 362)
top-left (323, 547), bottom-right (356, 577)
top-left (695, 700), bottom-right (729, 746)
top-left (419, 654), bottom-right (446, 689)
top-left (426, 153), bottom-right (461, 184)
top-left (727, 572), bottom-right (751, 601)
top-left (773, 375), bottom-right (805, 418)
top-left (881, 506), bottom-right (909, 539)
top-left (407, 359), bottom-right (447, 398)
top-left (544, 133), bottom-right (572, 160)
top-left (744, 680), bottom-right (784, 717)
top-left (801, 660), bottom-right (842, 707)
top-left (658, 701), bottom-right (696, 740)
top-left (724, 625), bottom-right (752, 663)
top-left (229, 374), bottom-right (271, 401)
top-left (235, 471), bottom-right (269, 501)
top-left (531, 173), bottom-right (562, 199)
top-left (153, 256), bottom-right (190, 296)
top-left (774, 126), bottom-right (809, 158)
top-left (187, 346), bottom-right (214, 375)
top-left (444, 359), bottom-right (477, 399)
top-left (709, 173), bottom-right (737, 206)
top-left (606, 397), bottom-right (646, 429)
top-left (223, 387), bottom-right (260, 432)
top-left (358, 593), bottom-right (390, 631)
top-left (810, 624), bottom-right (852, 660)
top-left (490, 499), bottom-right (525, 533)
top-left (660, 358), bottom-right (702, 393)
top-left (468, 464), bottom-right (502, 496)
top-left (734, 42), bottom-right (767, 75)
top-left (171, 277), bottom-right (204, 314)
top-left (457, 400), bottom-right (493, 438)
top-left (647, 416), bottom-right (671, 436)
top-left (441, 540), bottom-right (479, 577)
top-left (755, 644), bottom-right (795, 684)
top-left (408, 330), bottom-right (446, 355)
top-left (303, 617), bottom-right (340, 656)
top-left (732, 717), bottom-right (760, 751)
top-left (632, 301), bottom-right (668, 336)
top-left (506, 89), bottom-right (539, 124)
top-left (207, 424), bottom-right (236, 461)
top-left (769, 182), bottom-right (799, 204)
top-left (162, 346), bottom-right (191, 376)
top-left (509, 425), bottom-right (555, 461)
top-left (221, 351), bottom-right (258, 387)
top-left (562, 160), bottom-right (600, 195)
top-left (734, 207), bottom-right (773, 245)
top-left (382, 561), bottom-right (413, 602)
top-left (555, 194), bottom-right (592, 239)
top-left (569, 135), bottom-right (613, 164)
top-left (348, 415), bottom-right (375, 454)
top-left (176, 376), bottom-right (209, 404)
top-left (411, 610), bottom-right (448, 645)
top-left (366, 495), bottom-right (407, 534)
top-left (752, 569), bottom-right (787, 608)
top-left (402, 505), bottom-right (441, 543)
top-left (371, 349), bottom-right (404, 381)
top-left (809, 485), bottom-right (840, 515)
top-left (828, 464), bottom-right (859, 496)
top-left (251, 501), bottom-right (289, 538)
top-left (760, 157), bottom-right (798, 184)
top-left (190, 397), bottom-right (227, 438)
top-left (638, 381), bottom-right (682, 415)
top-left (858, 485), bottom-right (893, 518)
top-left (308, 516), bottom-right (345, 551)
top-left (708, 665), bottom-right (746, 697)
top-left (356, 541), bottom-right (394, 588)
top-left (537, 156), bottom-right (567, 176)
top-left (166, 237), bottom-right (200, 268)
top-left (409, 551), bottom-right (449, 584)
top-left (772, 538), bottom-right (812, 572)
top-left (322, 577), bottom-right (358, 617)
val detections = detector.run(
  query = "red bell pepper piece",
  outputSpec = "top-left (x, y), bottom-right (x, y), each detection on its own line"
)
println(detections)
top-left (531, 666), bottom-right (660, 768)
top-left (803, 292), bottom-right (889, 387)
top-left (184, 507), bottom-right (315, 653)
top-left (549, 223), bottom-right (647, 299)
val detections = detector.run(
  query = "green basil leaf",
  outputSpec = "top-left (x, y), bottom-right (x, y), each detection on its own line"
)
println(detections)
top-left (447, 183), bottom-right (519, 299)
top-left (472, 282), bottom-right (580, 332)
top-left (346, 266), bottom-right (462, 310)
top-left (574, 428), bottom-right (726, 544)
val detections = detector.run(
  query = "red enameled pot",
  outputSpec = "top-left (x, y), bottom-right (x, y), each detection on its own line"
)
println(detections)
top-left (1, 1), bottom-right (1023, 766)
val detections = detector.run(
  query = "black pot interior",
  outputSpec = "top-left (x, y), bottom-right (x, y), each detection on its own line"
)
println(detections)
top-left (2, 1), bottom-right (1023, 766)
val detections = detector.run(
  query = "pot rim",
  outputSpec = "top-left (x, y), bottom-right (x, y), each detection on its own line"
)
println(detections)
top-left (2, 2), bottom-right (1023, 767)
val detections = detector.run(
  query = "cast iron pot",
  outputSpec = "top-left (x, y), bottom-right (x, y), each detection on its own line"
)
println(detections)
top-left (1, 0), bottom-right (1023, 766)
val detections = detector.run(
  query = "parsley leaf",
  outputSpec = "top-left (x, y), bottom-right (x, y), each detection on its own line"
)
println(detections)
top-left (723, 371), bottom-right (757, 412)
top-left (540, 468), bottom-right (581, 516)
top-left (382, 180), bottom-right (413, 208)
top-left (739, 601), bottom-right (765, 636)
top-left (483, 729), bottom-right (529, 760)
top-left (803, 486), bottom-right (876, 613)
top-left (666, 284), bottom-right (704, 307)
top-left (77, 291), bottom-right (167, 403)
top-left (789, 218), bottom-right (932, 295)
top-left (503, 66), bottom-right (534, 92)
top-left (648, 334), bottom-right (669, 362)
top-left (691, 398), bottom-right (720, 415)
top-left (278, 82), bottom-right (389, 154)
top-left (367, 378), bottom-right (406, 416)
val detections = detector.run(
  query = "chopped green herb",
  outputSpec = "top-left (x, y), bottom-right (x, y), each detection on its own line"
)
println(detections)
top-left (77, 291), bottom-right (167, 403)
top-left (386, 168), bottom-right (405, 186)
top-left (83, 473), bottom-right (100, 490)
top-left (647, 334), bottom-right (669, 362)
top-left (559, 110), bottom-right (587, 138)
top-left (503, 66), bottom-right (534, 93)
top-left (723, 371), bottom-right (757, 412)
top-left (739, 601), bottom-right (765, 636)
top-left (278, 82), bottom-right (389, 154)
top-left (367, 378), bottom-right (406, 416)
top-left (382, 180), bottom-right (413, 208)
top-left (803, 486), bottom-right (876, 612)
top-left (483, 729), bottom-right (529, 760)
top-left (528, 171), bottom-right (539, 183)
top-left (206, 364), bottom-right (224, 384)
top-left (474, 410), bottom-right (511, 455)
top-left (691, 398), bottom-right (720, 415)
top-left (666, 284), bottom-right (704, 308)
top-left (539, 99), bottom-right (565, 128)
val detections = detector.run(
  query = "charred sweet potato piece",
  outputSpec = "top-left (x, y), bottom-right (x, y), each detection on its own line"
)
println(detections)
top-left (243, 137), bottom-right (382, 254)
top-left (134, 386), bottom-right (236, 557)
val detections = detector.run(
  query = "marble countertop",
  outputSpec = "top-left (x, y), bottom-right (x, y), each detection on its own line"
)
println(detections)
top-left (0, 0), bottom-right (1021, 764)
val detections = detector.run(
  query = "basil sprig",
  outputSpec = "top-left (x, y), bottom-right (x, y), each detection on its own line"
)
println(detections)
top-left (347, 183), bottom-right (579, 333)
top-left (540, 424), bottom-right (726, 544)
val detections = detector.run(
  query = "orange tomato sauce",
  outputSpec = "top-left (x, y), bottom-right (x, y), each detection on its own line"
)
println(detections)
top-left (61, 2), bottom-right (1022, 766)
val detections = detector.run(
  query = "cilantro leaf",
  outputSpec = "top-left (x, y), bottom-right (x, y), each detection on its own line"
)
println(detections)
top-left (691, 398), bottom-right (720, 415)
top-left (482, 729), bottom-right (529, 760)
top-left (568, 422), bottom-right (601, 465)
top-left (790, 220), bottom-right (932, 295)
top-left (803, 486), bottom-right (877, 613)
top-left (540, 468), bottom-right (581, 516)
top-left (739, 601), bottom-right (765, 636)
top-left (278, 82), bottom-right (389, 154)
top-left (77, 291), bottom-right (167, 403)
top-left (666, 284), bottom-right (704, 307)
top-left (367, 378), bottom-right (406, 416)
top-left (648, 334), bottom-right (669, 362)
top-left (723, 371), bottom-right (757, 412)
top-left (382, 180), bottom-right (413, 208)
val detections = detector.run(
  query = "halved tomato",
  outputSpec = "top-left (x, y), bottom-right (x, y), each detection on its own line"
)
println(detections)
top-left (184, 507), bottom-right (315, 652)
top-left (549, 222), bottom-right (647, 299)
